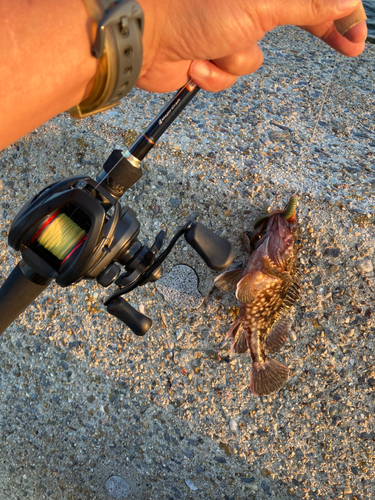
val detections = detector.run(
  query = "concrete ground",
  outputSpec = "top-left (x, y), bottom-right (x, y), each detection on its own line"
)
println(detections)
top-left (0, 27), bottom-right (374, 500)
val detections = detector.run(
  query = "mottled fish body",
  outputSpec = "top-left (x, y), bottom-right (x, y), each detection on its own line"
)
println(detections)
top-left (215, 196), bottom-right (300, 396)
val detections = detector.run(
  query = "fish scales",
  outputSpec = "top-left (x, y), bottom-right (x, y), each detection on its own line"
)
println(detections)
top-left (215, 195), bottom-right (301, 396)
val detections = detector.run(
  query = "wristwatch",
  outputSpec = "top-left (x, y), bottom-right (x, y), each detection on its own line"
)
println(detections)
top-left (68, 0), bottom-right (144, 118)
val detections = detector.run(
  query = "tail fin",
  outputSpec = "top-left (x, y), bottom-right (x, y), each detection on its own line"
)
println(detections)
top-left (249, 358), bottom-right (289, 396)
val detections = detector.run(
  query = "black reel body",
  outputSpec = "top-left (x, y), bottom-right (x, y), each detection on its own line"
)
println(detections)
top-left (0, 81), bottom-right (235, 337)
top-left (2, 168), bottom-right (234, 336)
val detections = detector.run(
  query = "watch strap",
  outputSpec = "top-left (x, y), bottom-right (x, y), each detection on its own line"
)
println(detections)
top-left (68, 0), bottom-right (144, 118)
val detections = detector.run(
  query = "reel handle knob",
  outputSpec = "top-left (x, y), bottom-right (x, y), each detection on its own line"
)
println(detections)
top-left (106, 297), bottom-right (152, 336)
top-left (184, 222), bottom-right (235, 271)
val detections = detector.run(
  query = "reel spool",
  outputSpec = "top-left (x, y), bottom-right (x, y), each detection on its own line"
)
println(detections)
top-left (30, 210), bottom-right (87, 265)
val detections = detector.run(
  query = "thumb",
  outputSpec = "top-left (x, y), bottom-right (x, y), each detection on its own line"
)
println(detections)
top-left (258, 0), bottom-right (363, 29)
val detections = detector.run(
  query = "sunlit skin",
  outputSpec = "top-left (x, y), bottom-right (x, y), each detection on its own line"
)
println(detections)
top-left (0, 0), bottom-right (367, 149)
top-left (138, 0), bottom-right (368, 93)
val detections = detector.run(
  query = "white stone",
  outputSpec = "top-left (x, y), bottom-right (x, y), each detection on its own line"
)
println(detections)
top-left (185, 479), bottom-right (198, 490)
top-left (229, 419), bottom-right (238, 431)
top-left (155, 265), bottom-right (203, 310)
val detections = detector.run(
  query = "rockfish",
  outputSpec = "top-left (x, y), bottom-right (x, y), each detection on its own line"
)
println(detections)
top-left (214, 196), bottom-right (301, 396)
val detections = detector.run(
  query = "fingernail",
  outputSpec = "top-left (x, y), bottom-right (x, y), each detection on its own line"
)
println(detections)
top-left (190, 61), bottom-right (211, 79)
top-left (343, 20), bottom-right (367, 42)
top-left (337, 0), bottom-right (360, 12)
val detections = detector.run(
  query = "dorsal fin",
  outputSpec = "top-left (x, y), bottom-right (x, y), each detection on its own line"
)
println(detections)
top-left (264, 316), bottom-right (290, 354)
top-left (263, 256), bottom-right (292, 282)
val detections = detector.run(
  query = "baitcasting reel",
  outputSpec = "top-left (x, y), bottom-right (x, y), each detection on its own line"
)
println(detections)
top-left (0, 80), bottom-right (235, 336)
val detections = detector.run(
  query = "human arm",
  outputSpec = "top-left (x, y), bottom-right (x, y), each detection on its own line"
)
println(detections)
top-left (0, 0), bottom-right (367, 150)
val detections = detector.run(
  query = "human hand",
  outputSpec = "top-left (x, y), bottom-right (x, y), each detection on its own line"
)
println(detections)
top-left (137, 0), bottom-right (367, 93)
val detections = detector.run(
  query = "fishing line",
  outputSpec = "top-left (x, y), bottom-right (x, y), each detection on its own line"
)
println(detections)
top-left (36, 57), bottom-right (339, 263)
top-left (296, 52), bottom-right (340, 197)
top-left (309, 53), bottom-right (339, 144)
top-left (36, 213), bottom-right (86, 261)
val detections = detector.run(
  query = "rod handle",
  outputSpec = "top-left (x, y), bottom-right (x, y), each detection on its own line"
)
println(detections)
top-left (0, 262), bottom-right (52, 335)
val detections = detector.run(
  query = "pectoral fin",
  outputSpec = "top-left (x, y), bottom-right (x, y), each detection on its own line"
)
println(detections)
top-left (240, 232), bottom-right (252, 254)
top-left (214, 268), bottom-right (244, 292)
top-left (236, 275), bottom-right (254, 303)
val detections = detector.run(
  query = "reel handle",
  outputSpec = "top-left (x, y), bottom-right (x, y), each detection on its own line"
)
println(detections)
top-left (106, 297), bottom-right (152, 336)
top-left (185, 222), bottom-right (235, 271)
top-left (0, 261), bottom-right (52, 335)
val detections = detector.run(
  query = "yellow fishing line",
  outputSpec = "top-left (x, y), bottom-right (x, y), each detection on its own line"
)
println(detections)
top-left (37, 213), bottom-right (85, 260)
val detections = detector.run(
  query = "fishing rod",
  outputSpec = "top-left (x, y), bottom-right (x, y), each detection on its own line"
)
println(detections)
top-left (0, 79), bottom-right (235, 336)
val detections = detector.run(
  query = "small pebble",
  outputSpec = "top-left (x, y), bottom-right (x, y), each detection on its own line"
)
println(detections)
top-left (229, 419), bottom-right (238, 432)
top-left (261, 468), bottom-right (272, 478)
top-left (268, 130), bottom-right (292, 142)
top-left (290, 331), bottom-right (297, 342)
top-left (261, 480), bottom-right (271, 495)
top-left (185, 479), bottom-right (198, 491)
top-left (329, 406), bottom-right (339, 417)
top-left (240, 477), bottom-right (255, 484)
top-left (175, 328), bottom-right (184, 341)
top-left (355, 259), bottom-right (373, 274)
top-left (329, 265), bottom-right (340, 273)
top-left (105, 476), bottom-right (130, 499)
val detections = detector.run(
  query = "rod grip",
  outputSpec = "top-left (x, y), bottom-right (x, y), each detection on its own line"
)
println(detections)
top-left (0, 263), bottom-right (52, 335)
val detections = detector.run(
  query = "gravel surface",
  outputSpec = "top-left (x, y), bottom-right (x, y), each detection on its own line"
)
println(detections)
top-left (0, 27), bottom-right (374, 500)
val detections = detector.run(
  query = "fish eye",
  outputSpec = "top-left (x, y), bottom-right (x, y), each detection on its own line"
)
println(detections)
top-left (297, 239), bottom-right (302, 245)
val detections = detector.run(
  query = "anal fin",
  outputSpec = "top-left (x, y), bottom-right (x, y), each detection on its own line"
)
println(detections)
top-left (282, 282), bottom-right (301, 308)
top-left (225, 321), bottom-right (249, 354)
